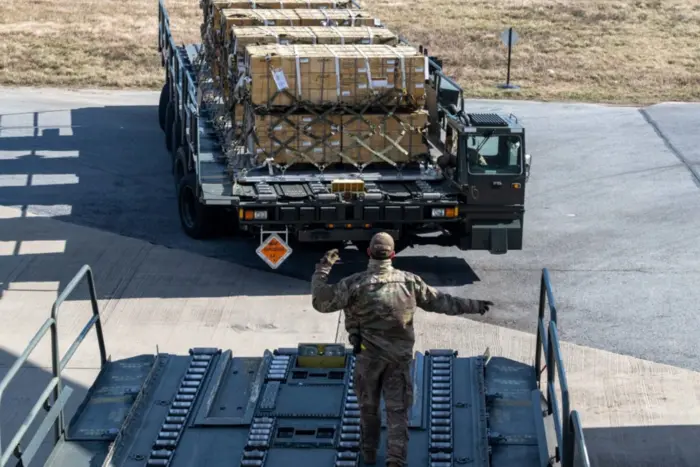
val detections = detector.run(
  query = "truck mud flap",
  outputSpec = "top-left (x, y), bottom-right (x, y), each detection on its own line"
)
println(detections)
top-left (463, 220), bottom-right (522, 254)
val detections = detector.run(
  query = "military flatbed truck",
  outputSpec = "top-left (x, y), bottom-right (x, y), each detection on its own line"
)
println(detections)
top-left (156, 0), bottom-right (532, 269)
top-left (0, 265), bottom-right (589, 467)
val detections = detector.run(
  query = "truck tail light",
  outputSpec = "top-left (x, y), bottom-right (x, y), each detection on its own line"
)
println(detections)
top-left (239, 209), bottom-right (268, 220)
top-left (431, 207), bottom-right (459, 218)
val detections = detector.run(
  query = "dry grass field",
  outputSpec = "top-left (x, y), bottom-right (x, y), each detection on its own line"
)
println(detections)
top-left (0, 0), bottom-right (698, 103)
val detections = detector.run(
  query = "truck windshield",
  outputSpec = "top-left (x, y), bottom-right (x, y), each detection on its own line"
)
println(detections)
top-left (466, 134), bottom-right (522, 175)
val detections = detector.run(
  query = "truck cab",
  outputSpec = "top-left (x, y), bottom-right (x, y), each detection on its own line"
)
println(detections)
top-left (425, 54), bottom-right (531, 254)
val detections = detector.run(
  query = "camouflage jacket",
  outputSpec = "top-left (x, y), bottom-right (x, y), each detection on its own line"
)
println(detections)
top-left (311, 258), bottom-right (482, 362)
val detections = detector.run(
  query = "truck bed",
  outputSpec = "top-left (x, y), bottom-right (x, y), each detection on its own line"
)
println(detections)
top-left (175, 44), bottom-right (455, 209)
top-left (44, 346), bottom-right (553, 467)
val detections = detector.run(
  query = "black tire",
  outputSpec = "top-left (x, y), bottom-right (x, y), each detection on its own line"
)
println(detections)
top-left (158, 82), bottom-right (169, 131)
top-left (164, 102), bottom-right (175, 152)
top-left (173, 147), bottom-right (189, 193)
top-left (171, 116), bottom-right (182, 161)
top-left (178, 173), bottom-right (215, 239)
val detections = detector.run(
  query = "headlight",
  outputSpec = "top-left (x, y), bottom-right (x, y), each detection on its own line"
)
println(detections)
top-left (254, 210), bottom-right (267, 220)
top-left (431, 207), bottom-right (459, 218)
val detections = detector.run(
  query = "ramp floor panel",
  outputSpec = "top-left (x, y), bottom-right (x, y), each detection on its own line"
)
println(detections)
top-left (44, 355), bottom-right (156, 467)
top-left (42, 348), bottom-right (554, 467)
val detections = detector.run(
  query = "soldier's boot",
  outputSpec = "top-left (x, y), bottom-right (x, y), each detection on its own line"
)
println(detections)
top-left (362, 450), bottom-right (377, 465)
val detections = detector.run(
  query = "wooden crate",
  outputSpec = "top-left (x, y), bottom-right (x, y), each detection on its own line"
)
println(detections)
top-left (244, 106), bottom-right (428, 166)
top-left (244, 44), bottom-right (427, 108)
top-left (342, 111), bottom-right (428, 164)
top-left (230, 26), bottom-right (397, 53)
top-left (217, 9), bottom-right (380, 44)
top-left (205, 1), bottom-right (359, 40)
top-left (294, 9), bottom-right (379, 27)
top-left (221, 9), bottom-right (301, 29)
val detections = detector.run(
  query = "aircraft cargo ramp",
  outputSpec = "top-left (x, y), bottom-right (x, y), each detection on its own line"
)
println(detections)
top-left (0, 266), bottom-right (589, 467)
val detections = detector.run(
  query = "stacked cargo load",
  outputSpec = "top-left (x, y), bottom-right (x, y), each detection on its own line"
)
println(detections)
top-left (198, 0), bottom-right (431, 176)
top-left (207, 7), bottom-right (378, 99)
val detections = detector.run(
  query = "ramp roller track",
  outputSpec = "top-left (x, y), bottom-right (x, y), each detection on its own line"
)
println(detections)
top-left (428, 351), bottom-right (455, 467)
top-left (335, 355), bottom-right (360, 467)
top-left (146, 348), bottom-right (220, 466)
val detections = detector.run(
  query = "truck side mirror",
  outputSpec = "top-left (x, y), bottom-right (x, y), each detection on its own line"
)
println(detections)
top-left (524, 153), bottom-right (532, 181)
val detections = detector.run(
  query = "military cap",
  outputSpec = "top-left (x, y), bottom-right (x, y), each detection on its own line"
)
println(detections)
top-left (369, 232), bottom-right (395, 258)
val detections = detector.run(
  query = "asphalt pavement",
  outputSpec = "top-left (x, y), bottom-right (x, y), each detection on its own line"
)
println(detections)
top-left (1, 87), bottom-right (699, 371)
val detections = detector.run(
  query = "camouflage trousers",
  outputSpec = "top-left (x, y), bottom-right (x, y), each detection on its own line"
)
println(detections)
top-left (353, 352), bottom-right (413, 466)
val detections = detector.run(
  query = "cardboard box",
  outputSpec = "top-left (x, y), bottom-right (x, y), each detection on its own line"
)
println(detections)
top-left (244, 44), bottom-right (427, 108)
top-left (230, 26), bottom-right (397, 53)
top-left (216, 9), bottom-right (380, 45)
top-left (204, 1), bottom-right (360, 41)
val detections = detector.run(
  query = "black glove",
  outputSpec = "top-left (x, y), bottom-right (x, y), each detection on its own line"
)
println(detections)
top-left (348, 333), bottom-right (362, 354)
top-left (477, 300), bottom-right (494, 315)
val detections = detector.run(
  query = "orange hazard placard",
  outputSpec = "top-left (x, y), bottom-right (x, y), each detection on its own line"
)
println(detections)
top-left (256, 234), bottom-right (292, 269)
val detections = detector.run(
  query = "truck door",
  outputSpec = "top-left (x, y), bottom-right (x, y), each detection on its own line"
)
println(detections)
top-left (462, 132), bottom-right (526, 206)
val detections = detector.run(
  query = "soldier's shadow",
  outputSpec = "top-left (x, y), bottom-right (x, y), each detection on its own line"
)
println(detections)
top-left (327, 247), bottom-right (480, 287)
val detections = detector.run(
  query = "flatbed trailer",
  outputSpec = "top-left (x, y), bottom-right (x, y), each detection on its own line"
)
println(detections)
top-left (156, 0), bottom-right (532, 268)
top-left (0, 266), bottom-right (589, 467)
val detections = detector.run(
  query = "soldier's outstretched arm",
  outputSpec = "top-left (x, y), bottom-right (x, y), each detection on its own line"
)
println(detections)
top-left (311, 250), bottom-right (350, 313)
top-left (413, 274), bottom-right (489, 315)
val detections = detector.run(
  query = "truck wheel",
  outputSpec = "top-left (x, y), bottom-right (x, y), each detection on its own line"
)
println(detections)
top-left (178, 173), bottom-right (215, 239)
top-left (164, 102), bottom-right (175, 152)
top-left (173, 147), bottom-right (189, 194)
top-left (158, 82), bottom-right (169, 131)
top-left (171, 117), bottom-right (182, 162)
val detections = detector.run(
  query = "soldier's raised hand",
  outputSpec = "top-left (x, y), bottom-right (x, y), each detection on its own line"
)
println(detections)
top-left (322, 248), bottom-right (340, 266)
top-left (477, 300), bottom-right (494, 315)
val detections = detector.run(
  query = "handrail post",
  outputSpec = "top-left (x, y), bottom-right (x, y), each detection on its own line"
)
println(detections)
top-left (50, 317), bottom-right (61, 446)
top-left (568, 411), bottom-right (591, 467)
top-left (545, 323), bottom-right (555, 417)
top-left (49, 264), bottom-right (107, 444)
top-left (534, 270), bottom-right (547, 386)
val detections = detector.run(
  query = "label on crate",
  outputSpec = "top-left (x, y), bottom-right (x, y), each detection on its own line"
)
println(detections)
top-left (271, 68), bottom-right (289, 91)
top-left (371, 79), bottom-right (389, 88)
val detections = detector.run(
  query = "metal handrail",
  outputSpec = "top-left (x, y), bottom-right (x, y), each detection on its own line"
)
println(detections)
top-left (534, 268), bottom-right (589, 467)
top-left (570, 410), bottom-right (591, 467)
top-left (0, 265), bottom-right (107, 467)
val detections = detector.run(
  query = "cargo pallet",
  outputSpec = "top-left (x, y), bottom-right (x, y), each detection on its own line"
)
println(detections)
top-left (157, 0), bottom-right (531, 268)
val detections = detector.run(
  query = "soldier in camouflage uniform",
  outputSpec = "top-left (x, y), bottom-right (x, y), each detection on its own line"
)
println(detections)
top-left (311, 232), bottom-right (493, 467)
